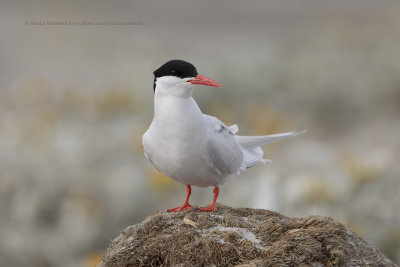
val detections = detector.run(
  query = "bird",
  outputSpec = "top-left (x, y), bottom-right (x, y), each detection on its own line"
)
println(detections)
top-left (142, 59), bottom-right (305, 212)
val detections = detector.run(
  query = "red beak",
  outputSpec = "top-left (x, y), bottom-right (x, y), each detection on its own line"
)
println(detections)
top-left (188, 74), bottom-right (222, 88)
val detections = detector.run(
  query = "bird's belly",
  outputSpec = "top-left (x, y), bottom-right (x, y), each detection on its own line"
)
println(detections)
top-left (143, 130), bottom-right (224, 187)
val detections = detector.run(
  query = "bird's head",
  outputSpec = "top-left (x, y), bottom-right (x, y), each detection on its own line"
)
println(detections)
top-left (153, 59), bottom-right (221, 97)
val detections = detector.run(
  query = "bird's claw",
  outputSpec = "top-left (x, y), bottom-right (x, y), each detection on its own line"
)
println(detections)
top-left (168, 203), bottom-right (192, 212)
top-left (198, 205), bottom-right (217, 212)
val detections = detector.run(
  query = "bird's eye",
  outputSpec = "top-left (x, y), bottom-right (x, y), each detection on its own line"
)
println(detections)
top-left (170, 70), bottom-right (178, 75)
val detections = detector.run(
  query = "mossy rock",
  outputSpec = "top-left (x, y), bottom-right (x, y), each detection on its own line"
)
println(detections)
top-left (99, 204), bottom-right (396, 267)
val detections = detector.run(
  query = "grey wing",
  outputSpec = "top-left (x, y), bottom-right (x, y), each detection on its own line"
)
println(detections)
top-left (204, 115), bottom-right (243, 176)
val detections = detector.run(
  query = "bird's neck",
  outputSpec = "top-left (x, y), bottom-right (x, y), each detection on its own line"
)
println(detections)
top-left (153, 83), bottom-right (198, 117)
top-left (154, 93), bottom-right (201, 120)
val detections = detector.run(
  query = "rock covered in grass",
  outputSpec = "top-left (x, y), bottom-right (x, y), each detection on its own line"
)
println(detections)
top-left (99, 204), bottom-right (396, 267)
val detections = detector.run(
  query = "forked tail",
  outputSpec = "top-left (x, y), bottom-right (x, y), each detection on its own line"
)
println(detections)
top-left (236, 130), bottom-right (306, 170)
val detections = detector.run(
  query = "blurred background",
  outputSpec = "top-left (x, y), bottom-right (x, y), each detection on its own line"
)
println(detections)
top-left (1, 0), bottom-right (400, 266)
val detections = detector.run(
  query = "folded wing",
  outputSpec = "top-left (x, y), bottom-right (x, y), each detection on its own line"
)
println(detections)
top-left (205, 114), bottom-right (306, 174)
top-left (204, 115), bottom-right (243, 176)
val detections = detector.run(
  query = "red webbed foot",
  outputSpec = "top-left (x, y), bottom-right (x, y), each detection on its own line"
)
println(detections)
top-left (197, 186), bottom-right (219, 212)
top-left (197, 205), bottom-right (217, 212)
top-left (167, 185), bottom-right (192, 212)
top-left (168, 203), bottom-right (192, 212)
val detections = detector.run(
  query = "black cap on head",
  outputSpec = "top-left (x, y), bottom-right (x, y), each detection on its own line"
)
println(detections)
top-left (153, 60), bottom-right (198, 91)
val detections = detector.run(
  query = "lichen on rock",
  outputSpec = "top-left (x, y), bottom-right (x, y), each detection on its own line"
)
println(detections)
top-left (99, 204), bottom-right (397, 267)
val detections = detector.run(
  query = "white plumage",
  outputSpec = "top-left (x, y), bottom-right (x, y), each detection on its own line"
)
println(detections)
top-left (142, 60), bottom-right (305, 212)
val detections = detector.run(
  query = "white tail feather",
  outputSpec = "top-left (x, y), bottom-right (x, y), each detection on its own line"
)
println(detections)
top-left (237, 130), bottom-right (306, 171)
top-left (236, 130), bottom-right (306, 149)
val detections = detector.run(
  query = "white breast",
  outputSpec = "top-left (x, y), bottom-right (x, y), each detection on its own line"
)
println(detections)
top-left (143, 94), bottom-right (226, 187)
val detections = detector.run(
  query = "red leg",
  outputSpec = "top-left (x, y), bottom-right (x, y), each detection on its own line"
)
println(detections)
top-left (198, 186), bottom-right (219, 212)
top-left (168, 185), bottom-right (193, 212)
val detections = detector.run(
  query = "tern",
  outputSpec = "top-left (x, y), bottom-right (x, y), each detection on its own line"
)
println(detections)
top-left (142, 59), bottom-right (305, 212)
